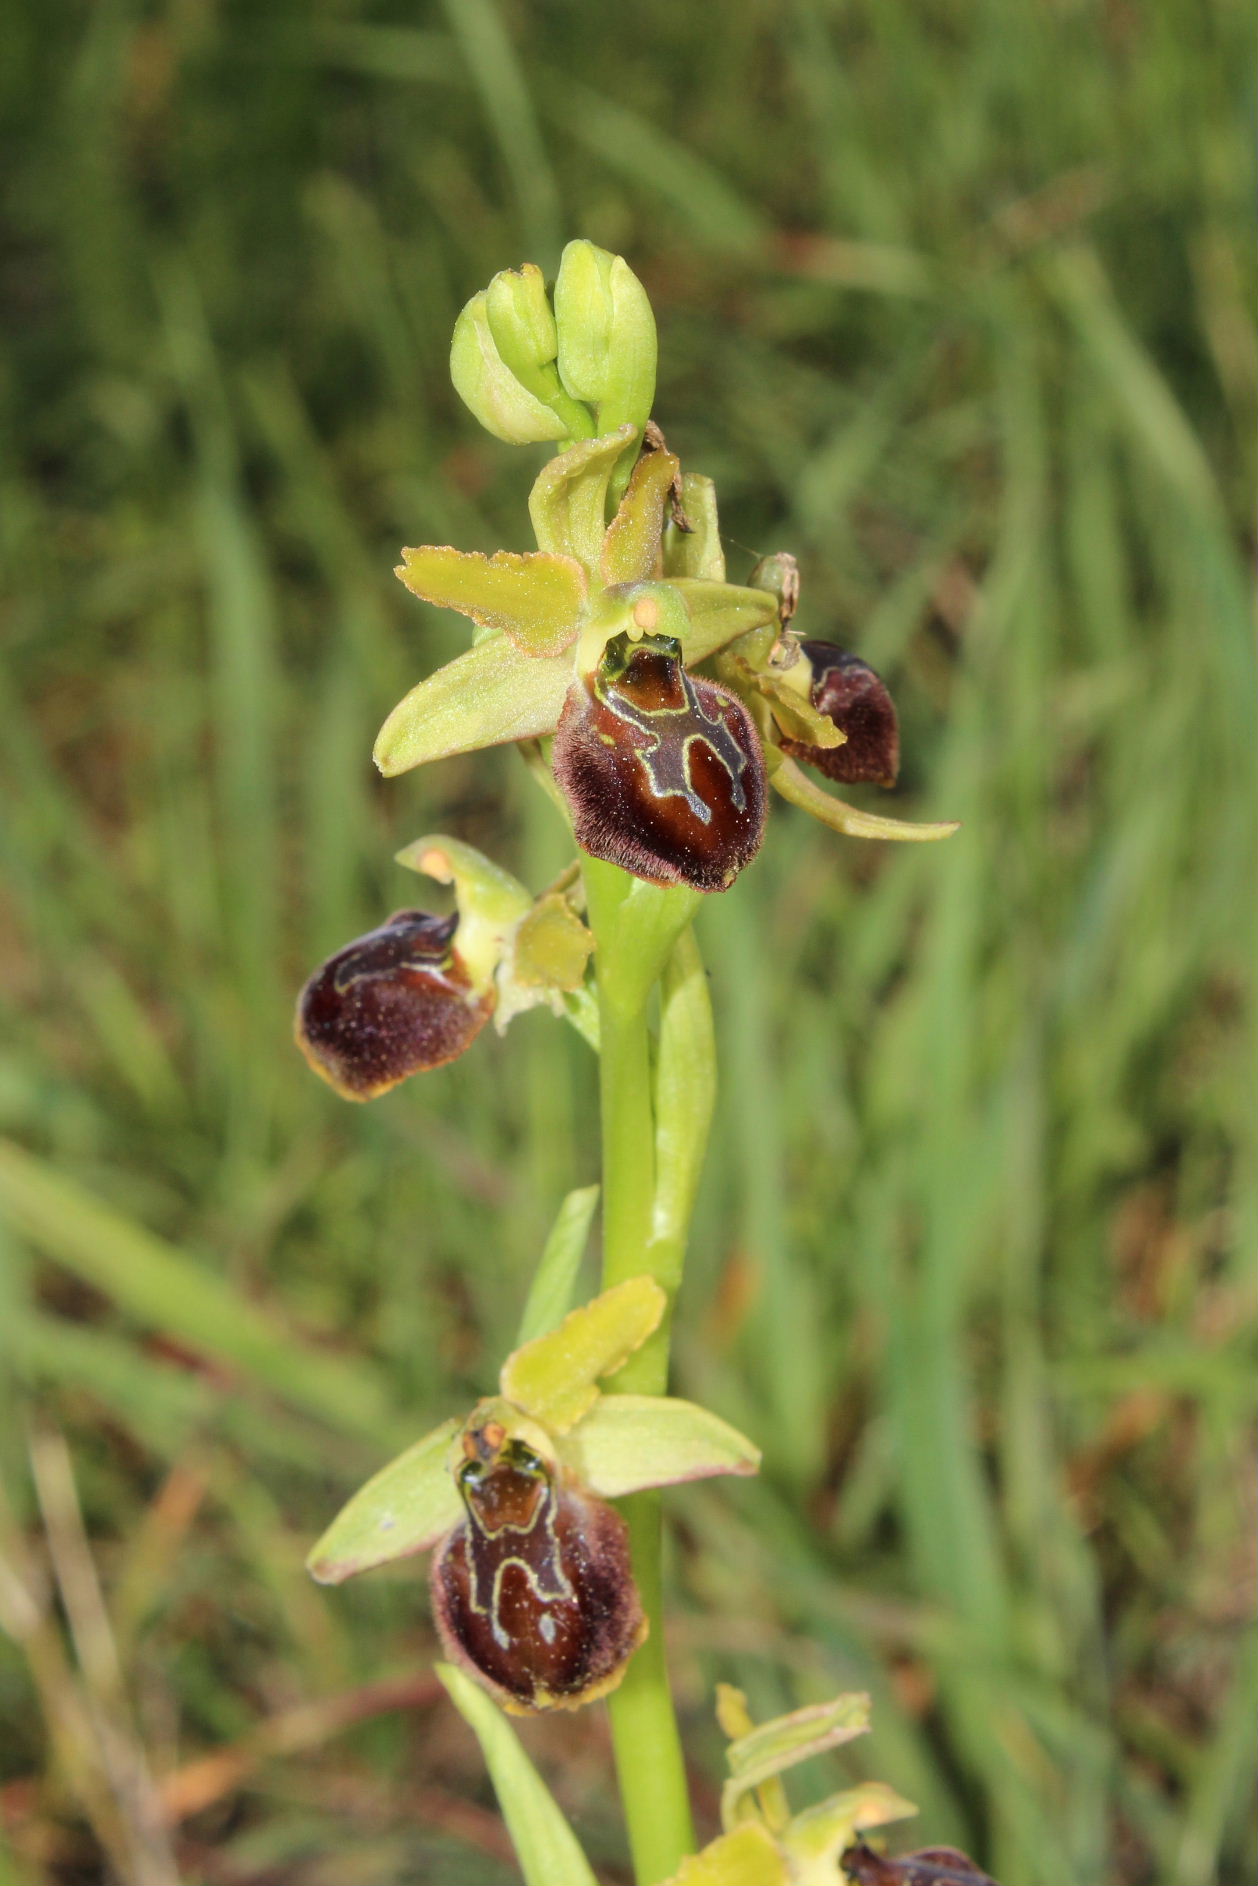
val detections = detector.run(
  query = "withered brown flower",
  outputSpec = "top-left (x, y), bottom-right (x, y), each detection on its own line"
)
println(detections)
top-left (295, 909), bottom-right (493, 1100)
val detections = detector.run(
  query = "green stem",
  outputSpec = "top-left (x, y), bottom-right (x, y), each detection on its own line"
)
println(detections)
top-left (584, 859), bottom-right (710, 1885)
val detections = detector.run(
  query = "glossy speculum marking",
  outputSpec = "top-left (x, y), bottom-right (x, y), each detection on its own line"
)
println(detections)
top-left (553, 631), bottom-right (767, 892)
top-left (294, 909), bottom-right (493, 1100)
top-left (431, 1412), bottom-right (645, 1712)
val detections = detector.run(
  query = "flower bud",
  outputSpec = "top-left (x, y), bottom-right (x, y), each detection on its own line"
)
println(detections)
top-left (552, 629), bottom-right (767, 892)
top-left (778, 640), bottom-right (900, 787)
top-left (294, 910), bottom-right (493, 1101)
top-left (553, 240), bottom-right (657, 441)
top-left (431, 1411), bottom-right (645, 1712)
top-left (450, 290), bottom-right (572, 446)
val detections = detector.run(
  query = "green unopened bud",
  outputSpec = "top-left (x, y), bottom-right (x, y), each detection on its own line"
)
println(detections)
top-left (484, 265), bottom-right (593, 440)
top-left (451, 290), bottom-right (572, 446)
top-left (554, 241), bottom-right (657, 440)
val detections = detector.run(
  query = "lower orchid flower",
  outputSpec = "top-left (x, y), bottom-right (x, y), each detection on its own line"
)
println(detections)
top-left (308, 1276), bottom-right (760, 1713)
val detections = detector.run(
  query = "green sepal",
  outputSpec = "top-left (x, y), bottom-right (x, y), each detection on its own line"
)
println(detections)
top-left (667, 579), bottom-right (780, 663)
top-left (516, 1185), bottom-right (600, 1347)
top-left (395, 546), bottom-right (588, 658)
top-left (499, 1276), bottom-right (666, 1434)
top-left (373, 637), bottom-right (571, 775)
top-left (559, 1394), bottom-right (760, 1499)
top-left (394, 833), bottom-right (531, 992)
top-left (719, 652), bottom-right (845, 750)
top-left (306, 1417), bottom-right (462, 1585)
top-left (451, 291), bottom-right (574, 445)
top-left (600, 448), bottom-right (678, 585)
top-left (505, 893), bottom-right (594, 998)
top-left (529, 426), bottom-right (637, 572)
top-left (436, 1664), bottom-right (602, 1886)
top-left (663, 473), bottom-right (726, 581)
top-left (722, 1693), bottom-right (871, 1829)
top-left (782, 1784), bottom-right (917, 1883)
top-left (662, 1823), bottom-right (787, 1886)
top-left (770, 755), bottom-right (960, 842)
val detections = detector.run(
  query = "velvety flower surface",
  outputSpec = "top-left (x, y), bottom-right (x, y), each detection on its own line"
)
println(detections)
top-left (432, 1411), bottom-right (645, 1712)
top-left (778, 641), bottom-right (900, 787)
top-left (842, 1843), bottom-right (1002, 1886)
top-left (553, 630), bottom-right (767, 891)
top-left (295, 909), bottom-right (493, 1100)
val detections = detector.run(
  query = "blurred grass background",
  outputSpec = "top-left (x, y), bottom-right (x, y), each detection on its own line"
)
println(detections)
top-left (1, 1), bottom-right (1254, 1881)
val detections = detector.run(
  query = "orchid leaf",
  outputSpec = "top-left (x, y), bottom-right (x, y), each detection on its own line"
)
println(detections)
top-left (306, 1418), bottom-right (462, 1585)
top-left (771, 756), bottom-right (960, 842)
top-left (395, 546), bottom-right (587, 657)
top-left (722, 1693), bottom-right (872, 1828)
top-left (601, 447), bottom-right (679, 585)
top-left (516, 1185), bottom-right (600, 1346)
top-left (499, 1276), bottom-right (666, 1433)
top-left (663, 473), bottom-right (726, 581)
top-left (561, 1394), bottom-right (760, 1498)
top-left (668, 579), bottom-right (779, 663)
top-left (663, 1824), bottom-right (787, 1886)
top-left (529, 425), bottom-right (638, 571)
top-left (373, 637), bottom-right (570, 775)
top-left (437, 1665), bottom-right (601, 1886)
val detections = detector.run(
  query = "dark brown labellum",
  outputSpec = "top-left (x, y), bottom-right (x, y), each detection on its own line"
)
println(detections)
top-left (431, 1416), bottom-right (645, 1712)
top-left (842, 1843), bottom-right (1001, 1886)
top-left (552, 631), bottom-right (767, 892)
top-left (779, 641), bottom-right (900, 787)
top-left (295, 910), bottom-right (493, 1100)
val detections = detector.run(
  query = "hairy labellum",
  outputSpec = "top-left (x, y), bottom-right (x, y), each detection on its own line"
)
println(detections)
top-left (552, 631), bottom-right (766, 892)
top-left (842, 1844), bottom-right (1001, 1886)
top-left (780, 641), bottom-right (899, 787)
top-left (431, 1416), bottom-right (645, 1712)
top-left (295, 910), bottom-right (493, 1100)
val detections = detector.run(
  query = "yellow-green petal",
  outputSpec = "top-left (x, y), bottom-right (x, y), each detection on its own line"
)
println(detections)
top-left (499, 1276), bottom-right (666, 1433)
top-left (395, 546), bottom-right (587, 657)
top-left (373, 638), bottom-right (571, 776)
top-left (668, 579), bottom-right (780, 663)
top-left (783, 1783), bottom-right (918, 1884)
top-left (601, 448), bottom-right (678, 585)
top-left (663, 473), bottom-right (726, 582)
top-left (722, 1692), bottom-right (872, 1829)
top-left (560, 1394), bottom-right (760, 1498)
top-left (662, 1823), bottom-right (787, 1886)
top-left (529, 426), bottom-right (638, 572)
top-left (770, 756), bottom-right (960, 842)
top-left (306, 1417), bottom-right (462, 1585)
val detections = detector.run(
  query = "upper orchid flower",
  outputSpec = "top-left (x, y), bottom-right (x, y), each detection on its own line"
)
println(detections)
top-left (372, 242), bottom-right (956, 897)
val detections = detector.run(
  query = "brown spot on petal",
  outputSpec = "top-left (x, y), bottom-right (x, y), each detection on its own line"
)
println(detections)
top-left (295, 910), bottom-right (493, 1101)
top-left (780, 641), bottom-right (900, 787)
top-left (552, 632), bottom-right (767, 893)
top-left (842, 1844), bottom-right (1001, 1886)
top-left (431, 1436), bottom-right (645, 1713)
